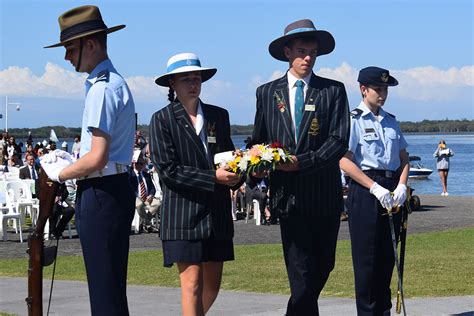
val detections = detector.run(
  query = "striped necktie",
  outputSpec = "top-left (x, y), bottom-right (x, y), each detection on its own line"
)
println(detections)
top-left (139, 174), bottom-right (147, 201)
top-left (294, 80), bottom-right (305, 141)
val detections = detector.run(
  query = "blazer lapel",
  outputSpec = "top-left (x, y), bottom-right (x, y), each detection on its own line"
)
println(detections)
top-left (201, 103), bottom-right (217, 168)
top-left (172, 102), bottom-right (209, 165)
top-left (296, 74), bottom-right (321, 151)
top-left (274, 77), bottom-right (296, 147)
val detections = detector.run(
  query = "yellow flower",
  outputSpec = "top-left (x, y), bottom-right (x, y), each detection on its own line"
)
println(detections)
top-left (273, 151), bottom-right (281, 162)
top-left (250, 155), bottom-right (261, 165)
top-left (228, 160), bottom-right (238, 172)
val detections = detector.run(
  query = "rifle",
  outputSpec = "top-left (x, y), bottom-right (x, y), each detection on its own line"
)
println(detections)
top-left (396, 188), bottom-right (412, 314)
top-left (26, 167), bottom-right (61, 316)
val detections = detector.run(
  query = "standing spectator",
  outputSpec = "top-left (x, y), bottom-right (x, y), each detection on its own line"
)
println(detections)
top-left (44, 5), bottom-right (135, 315)
top-left (433, 140), bottom-right (454, 196)
top-left (251, 19), bottom-right (349, 314)
top-left (71, 135), bottom-right (81, 159)
top-left (0, 133), bottom-right (5, 165)
top-left (4, 135), bottom-right (20, 162)
top-left (149, 52), bottom-right (241, 315)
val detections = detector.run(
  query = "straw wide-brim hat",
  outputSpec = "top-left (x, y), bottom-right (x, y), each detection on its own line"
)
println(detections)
top-left (44, 5), bottom-right (125, 48)
top-left (154, 52), bottom-right (217, 87)
top-left (269, 19), bottom-right (335, 61)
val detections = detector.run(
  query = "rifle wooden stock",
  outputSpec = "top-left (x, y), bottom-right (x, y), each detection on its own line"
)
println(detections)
top-left (26, 167), bottom-right (60, 316)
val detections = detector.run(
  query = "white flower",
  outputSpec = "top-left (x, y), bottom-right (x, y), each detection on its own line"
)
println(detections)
top-left (238, 159), bottom-right (249, 172)
top-left (277, 148), bottom-right (287, 160)
top-left (261, 148), bottom-right (274, 162)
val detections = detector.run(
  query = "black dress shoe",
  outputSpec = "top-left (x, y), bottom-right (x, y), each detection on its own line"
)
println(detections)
top-left (146, 225), bottom-right (159, 233)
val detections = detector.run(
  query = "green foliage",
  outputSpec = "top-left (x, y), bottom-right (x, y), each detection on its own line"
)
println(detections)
top-left (4, 119), bottom-right (473, 139)
top-left (399, 119), bottom-right (474, 133)
top-left (1, 227), bottom-right (473, 297)
top-left (4, 126), bottom-right (81, 139)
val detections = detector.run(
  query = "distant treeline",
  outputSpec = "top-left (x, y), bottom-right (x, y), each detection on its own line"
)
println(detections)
top-left (399, 119), bottom-right (474, 133)
top-left (4, 120), bottom-right (473, 139)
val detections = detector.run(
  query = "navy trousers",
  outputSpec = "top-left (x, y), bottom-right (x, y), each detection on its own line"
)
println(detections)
top-left (347, 175), bottom-right (402, 316)
top-left (280, 213), bottom-right (340, 316)
top-left (75, 173), bottom-right (135, 316)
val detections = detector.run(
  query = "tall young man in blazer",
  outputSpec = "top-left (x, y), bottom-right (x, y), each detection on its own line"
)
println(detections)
top-left (251, 19), bottom-right (350, 315)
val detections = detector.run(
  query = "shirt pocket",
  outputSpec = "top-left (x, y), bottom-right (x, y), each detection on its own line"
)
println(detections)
top-left (360, 137), bottom-right (381, 156)
top-left (384, 128), bottom-right (400, 156)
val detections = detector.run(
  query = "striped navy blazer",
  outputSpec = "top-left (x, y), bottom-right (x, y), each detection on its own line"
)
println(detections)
top-left (149, 100), bottom-right (235, 241)
top-left (252, 73), bottom-right (350, 217)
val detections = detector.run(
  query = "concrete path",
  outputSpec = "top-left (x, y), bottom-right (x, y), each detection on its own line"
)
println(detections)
top-left (1, 194), bottom-right (473, 315)
top-left (1, 277), bottom-right (473, 315)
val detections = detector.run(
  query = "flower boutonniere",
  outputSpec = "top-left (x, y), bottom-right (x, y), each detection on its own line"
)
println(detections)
top-left (308, 118), bottom-right (320, 136)
top-left (274, 93), bottom-right (286, 113)
top-left (207, 121), bottom-right (217, 143)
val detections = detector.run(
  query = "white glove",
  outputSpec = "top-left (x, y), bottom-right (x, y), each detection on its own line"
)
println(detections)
top-left (40, 151), bottom-right (74, 183)
top-left (392, 183), bottom-right (407, 207)
top-left (370, 182), bottom-right (394, 210)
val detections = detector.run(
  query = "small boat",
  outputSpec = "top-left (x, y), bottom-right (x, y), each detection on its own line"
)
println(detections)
top-left (409, 156), bottom-right (433, 179)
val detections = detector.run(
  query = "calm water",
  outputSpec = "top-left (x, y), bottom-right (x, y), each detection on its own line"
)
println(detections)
top-left (21, 133), bottom-right (473, 196)
top-left (232, 134), bottom-right (474, 196)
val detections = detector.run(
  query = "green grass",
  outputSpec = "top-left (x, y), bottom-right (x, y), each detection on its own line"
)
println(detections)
top-left (1, 227), bottom-right (473, 298)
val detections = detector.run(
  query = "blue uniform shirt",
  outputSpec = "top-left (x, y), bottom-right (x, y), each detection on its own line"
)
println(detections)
top-left (348, 101), bottom-right (408, 171)
top-left (81, 59), bottom-right (135, 165)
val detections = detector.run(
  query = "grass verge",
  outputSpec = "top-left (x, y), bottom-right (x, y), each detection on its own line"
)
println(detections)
top-left (1, 227), bottom-right (473, 298)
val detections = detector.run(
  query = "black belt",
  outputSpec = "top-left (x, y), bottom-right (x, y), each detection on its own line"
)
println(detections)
top-left (363, 169), bottom-right (398, 179)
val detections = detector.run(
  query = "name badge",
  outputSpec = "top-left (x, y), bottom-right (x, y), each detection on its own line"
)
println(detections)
top-left (304, 104), bottom-right (316, 112)
top-left (363, 133), bottom-right (379, 141)
top-left (207, 136), bottom-right (217, 144)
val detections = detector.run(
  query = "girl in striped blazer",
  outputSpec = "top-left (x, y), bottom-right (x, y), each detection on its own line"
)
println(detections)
top-left (149, 53), bottom-right (242, 316)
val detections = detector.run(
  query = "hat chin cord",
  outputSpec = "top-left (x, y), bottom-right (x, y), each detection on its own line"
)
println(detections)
top-left (75, 38), bottom-right (83, 72)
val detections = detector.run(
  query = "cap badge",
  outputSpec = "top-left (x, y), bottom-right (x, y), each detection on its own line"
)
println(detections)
top-left (381, 72), bottom-right (389, 83)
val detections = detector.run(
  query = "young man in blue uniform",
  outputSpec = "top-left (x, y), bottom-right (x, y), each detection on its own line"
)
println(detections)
top-left (44, 6), bottom-right (135, 315)
top-left (339, 67), bottom-right (410, 315)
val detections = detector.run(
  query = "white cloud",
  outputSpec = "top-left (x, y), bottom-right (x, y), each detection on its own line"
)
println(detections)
top-left (1, 62), bottom-right (472, 106)
top-left (318, 64), bottom-right (473, 102)
top-left (0, 63), bottom-right (84, 99)
top-left (391, 66), bottom-right (473, 102)
top-left (250, 70), bottom-right (285, 89)
top-left (126, 75), bottom-right (166, 101)
top-left (318, 62), bottom-right (360, 93)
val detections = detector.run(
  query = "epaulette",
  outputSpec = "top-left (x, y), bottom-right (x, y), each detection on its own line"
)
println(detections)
top-left (350, 108), bottom-right (363, 118)
top-left (94, 69), bottom-right (109, 83)
top-left (385, 111), bottom-right (396, 118)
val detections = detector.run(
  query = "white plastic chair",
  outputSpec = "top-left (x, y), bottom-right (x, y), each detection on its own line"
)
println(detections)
top-left (131, 208), bottom-right (140, 234)
top-left (5, 181), bottom-right (38, 226)
top-left (0, 189), bottom-right (23, 242)
top-left (253, 199), bottom-right (261, 226)
top-left (6, 167), bottom-right (20, 180)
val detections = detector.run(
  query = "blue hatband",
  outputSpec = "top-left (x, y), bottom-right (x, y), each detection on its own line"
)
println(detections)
top-left (167, 59), bottom-right (201, 72)
top-left (286, 27), bottom-right (316, 35)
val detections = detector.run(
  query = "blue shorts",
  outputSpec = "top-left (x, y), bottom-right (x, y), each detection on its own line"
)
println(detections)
top-left (162, 234), bottom-right (234, 267)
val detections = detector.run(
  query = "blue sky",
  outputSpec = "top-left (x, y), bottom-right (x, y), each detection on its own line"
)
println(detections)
top-left (1, 0), bottom-right (473, 129)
